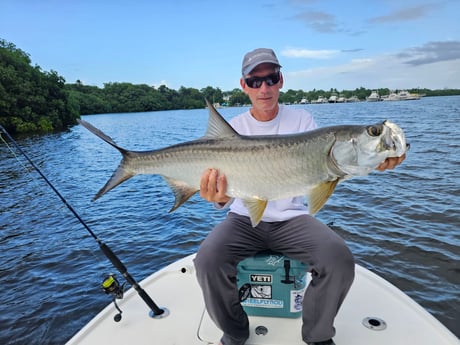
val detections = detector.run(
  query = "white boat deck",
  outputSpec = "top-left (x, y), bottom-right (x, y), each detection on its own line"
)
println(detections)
top-left (66, 254), bottom-right (459, 345)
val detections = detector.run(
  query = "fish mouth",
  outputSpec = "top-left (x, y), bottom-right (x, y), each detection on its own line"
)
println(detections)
top-left (383, 120), bottom-right (408, 157)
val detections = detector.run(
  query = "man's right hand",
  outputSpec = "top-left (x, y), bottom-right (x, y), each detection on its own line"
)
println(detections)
top-left (199, 168), bottom-right (230, 205)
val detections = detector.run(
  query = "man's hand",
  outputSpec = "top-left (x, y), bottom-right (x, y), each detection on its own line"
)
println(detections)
top-left (376, 153), bottom-right (406, 171)
top-left (200, 168), bottom-right (231, 205)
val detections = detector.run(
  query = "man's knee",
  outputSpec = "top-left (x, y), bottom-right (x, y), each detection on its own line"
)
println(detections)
top-left (316, 237), bottom-right (355, 278)
top-left (195, 242), bottom-right (229, 277)
top-left (195, 246), bottom-right (215, 274)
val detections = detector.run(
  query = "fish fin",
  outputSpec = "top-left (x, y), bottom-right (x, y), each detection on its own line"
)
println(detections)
top-left (165, 177), bottom-right (199, 212)
top-left (94, 166), bottom-right (134, 201)
top-left (78, 119), bottom-right (127, 153)
top-left (308, 180), bottom-right (339, 215)
top-left (204, 99), bottom-right (240, 138)
top-left (243, 198), bottom-right (268, 227)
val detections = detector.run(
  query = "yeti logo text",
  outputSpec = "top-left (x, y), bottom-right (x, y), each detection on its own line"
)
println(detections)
top-left (250, 274), bottom-right (272, 283)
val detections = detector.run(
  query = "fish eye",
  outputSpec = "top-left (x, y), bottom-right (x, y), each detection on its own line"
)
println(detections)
top-left (367, 125), bottom-right (382, 137)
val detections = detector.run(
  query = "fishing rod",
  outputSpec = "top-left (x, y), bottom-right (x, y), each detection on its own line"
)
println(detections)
top-left (0, 125), bottom-right (168, 320)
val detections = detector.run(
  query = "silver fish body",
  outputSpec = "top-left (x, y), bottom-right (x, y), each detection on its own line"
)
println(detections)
top-left (79, 101), bottom-right (407, 226)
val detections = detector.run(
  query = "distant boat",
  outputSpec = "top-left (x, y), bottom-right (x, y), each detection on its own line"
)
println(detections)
top-left (382, 90), bottom-right (421, 101)
top-left (347, 95), bottom-right (360, 102)
top-left (366, 91), bottom-right (381, 102)
top-left (382, 92), bottom-right (401, 101)
top-left (328, 93), bottom-right (338, 103)
top-left (311, 96), bottom-right (328, 104)
top-left (404, 93), bottom-right (421, 100)
top-left (205, 103), bottom-right (223, 109)
top-left (300, 98), bottom-right (309, 104)
top-left (398, 90), bottom-right (421, 100)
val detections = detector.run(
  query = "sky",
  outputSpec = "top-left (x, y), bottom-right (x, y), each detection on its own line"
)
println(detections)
top-left (1, 0), bottom-right (460, 92)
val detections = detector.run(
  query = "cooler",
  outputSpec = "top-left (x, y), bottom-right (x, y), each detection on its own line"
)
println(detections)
top-left (237, 251), bottom-right (308, 318)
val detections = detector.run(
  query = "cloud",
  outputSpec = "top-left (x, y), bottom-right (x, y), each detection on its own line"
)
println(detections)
top-left (281, 47), bottom-right (363, 60)
top-left (283, 41), bottom-right (460, 90)
top-left (290, 9), bottom-right (366, 36)
top-left (292, 11), bottom-right (338, 33)
top-left (341, 48), bottom-right (364, 53)
top-left (397, 41), bottom-right (460, 66)
top-left (369, 4), bottom-right (436, 23)
top-left (282, 48), bottom-right (339, 59)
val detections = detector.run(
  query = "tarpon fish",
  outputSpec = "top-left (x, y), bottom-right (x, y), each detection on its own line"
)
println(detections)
top-left (78, 100), bottom-right (407, 227)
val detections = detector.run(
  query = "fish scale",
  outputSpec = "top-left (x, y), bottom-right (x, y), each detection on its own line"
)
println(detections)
top-left (78, 100), bottom-right (407, 227)
top-left (133, 137), bottom-right (329, 200)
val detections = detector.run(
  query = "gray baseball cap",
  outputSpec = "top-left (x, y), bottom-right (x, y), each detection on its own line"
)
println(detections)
top-left (241, 48), bottom-right (281, 76)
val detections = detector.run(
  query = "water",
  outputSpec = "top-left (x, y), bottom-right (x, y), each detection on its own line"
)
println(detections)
top-left (1, 96), bottom-right (459, 344)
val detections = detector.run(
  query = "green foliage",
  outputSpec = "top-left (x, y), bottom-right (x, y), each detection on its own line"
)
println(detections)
top-left (67, 81), bottom-right (460, 117)
top-left (279, 89), bottom-right (305, 104)
top-left (200, 86), bottom-right (223, 104)
top-left (278, 86), bottom-right (460, 103)
top-left (2, 37), bottom-right (460, 135)
top-left (0, 38), bottom-right (79, 134)
top-left (227, 88), bottom-right (249, 106)
top-left (65, 82), bottom-right (230, 114)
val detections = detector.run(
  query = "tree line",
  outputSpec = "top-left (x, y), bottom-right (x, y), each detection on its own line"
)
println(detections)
top-left (0, 39), bottom-right (79, 133)
top-left (1, 37), bottom-right (459, 134)
top-left (65, 81), bottom-right (240, 114)
top-left (66, 83), bottom-right (460, 117)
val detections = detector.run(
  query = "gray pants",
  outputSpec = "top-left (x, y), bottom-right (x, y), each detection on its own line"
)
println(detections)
top-left (194, 213), bottom-right (355, 345)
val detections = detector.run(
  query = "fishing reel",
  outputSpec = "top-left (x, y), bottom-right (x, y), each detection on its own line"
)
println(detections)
top-left (101, 274), bottom-right (125, 322)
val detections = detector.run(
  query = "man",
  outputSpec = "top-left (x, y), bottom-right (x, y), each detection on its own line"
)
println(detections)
top-left (194, 48), bottom-right (405, 345)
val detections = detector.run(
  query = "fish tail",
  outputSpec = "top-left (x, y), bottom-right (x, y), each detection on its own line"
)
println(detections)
top-left (78, 119), bottom-right (135, 200)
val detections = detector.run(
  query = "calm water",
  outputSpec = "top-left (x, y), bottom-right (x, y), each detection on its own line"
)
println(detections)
top-left (1, 96), bottom-right (459, 344)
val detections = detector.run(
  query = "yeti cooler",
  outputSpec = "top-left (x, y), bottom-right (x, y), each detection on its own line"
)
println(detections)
top-left (237, 251), bottom-right (308, 318)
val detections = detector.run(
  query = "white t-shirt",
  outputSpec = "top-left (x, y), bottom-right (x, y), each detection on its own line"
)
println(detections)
top-left (224, 104), bottom-right (318, 222)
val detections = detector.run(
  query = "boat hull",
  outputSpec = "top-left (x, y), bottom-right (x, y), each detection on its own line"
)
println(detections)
top-left (66, 254), bottom-right (459, 345)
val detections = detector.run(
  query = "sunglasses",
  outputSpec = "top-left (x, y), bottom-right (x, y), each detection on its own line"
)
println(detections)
top-left (244, 72), bottom-right (281, 89)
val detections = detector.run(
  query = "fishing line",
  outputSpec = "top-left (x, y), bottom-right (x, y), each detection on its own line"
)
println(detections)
top-left (1, 133), bottom-right (24, 167)
top-left (0, 131), bottom-right (37, 177)
top-left (1, 131), bottom-right (101, 263)
top-left (0, 125), bottom-right (167, 320)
